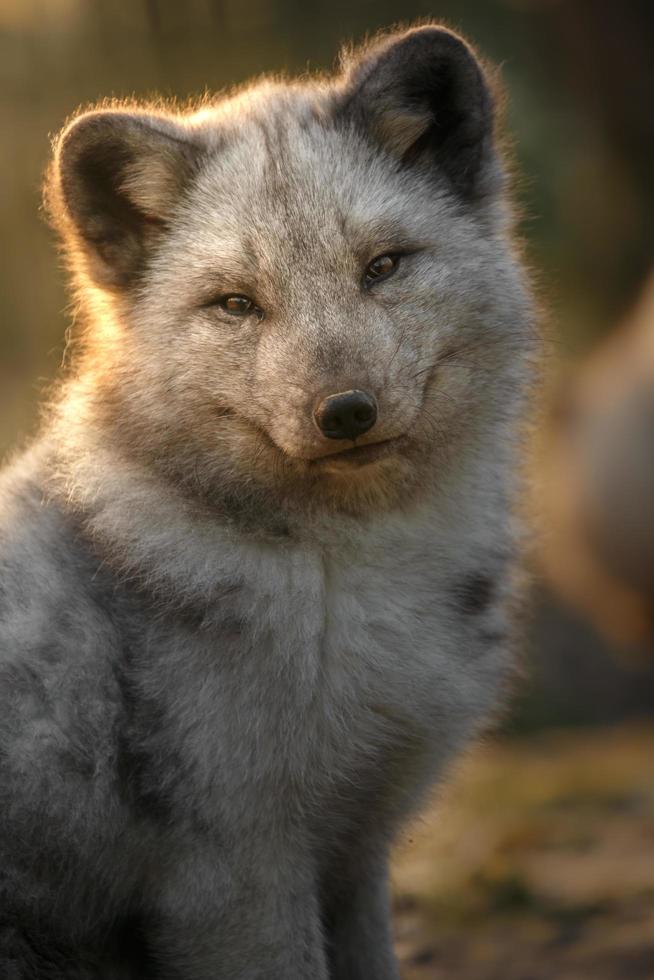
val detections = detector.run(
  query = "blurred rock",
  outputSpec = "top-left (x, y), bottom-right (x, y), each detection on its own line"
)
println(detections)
top-left (541, 273), bottom-right (654, 649)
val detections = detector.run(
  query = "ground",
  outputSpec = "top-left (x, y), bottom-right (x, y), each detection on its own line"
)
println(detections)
top-left (391, 723), bottom-right (654, 980)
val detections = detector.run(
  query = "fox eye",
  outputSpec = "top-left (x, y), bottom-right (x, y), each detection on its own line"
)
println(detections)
top-left (219, 295), bottom-right (256, 316)
top-left (364, 254), bottom-right (399, 286)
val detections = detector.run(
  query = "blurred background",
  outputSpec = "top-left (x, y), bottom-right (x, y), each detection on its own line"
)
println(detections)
top-left (1, 1), bottom-right (653, 976)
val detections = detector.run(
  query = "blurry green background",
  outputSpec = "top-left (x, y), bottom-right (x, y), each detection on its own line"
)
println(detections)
top-left (1, 4), bottom-right (654, 975)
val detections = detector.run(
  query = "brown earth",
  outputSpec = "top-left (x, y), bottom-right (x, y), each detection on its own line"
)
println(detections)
top-left (391, 723), bottom-right (654, 980)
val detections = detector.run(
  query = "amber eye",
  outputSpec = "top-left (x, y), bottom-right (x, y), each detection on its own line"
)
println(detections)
top-left (364, 254), bottom-right (400, 286)
top-left (220, 295), bottom-right (256, 316)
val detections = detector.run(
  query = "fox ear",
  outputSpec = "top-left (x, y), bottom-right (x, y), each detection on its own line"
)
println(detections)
top-left (337, 27), bottom-right (498, 200)
top-left (50, 110), bottom-right (201, 288)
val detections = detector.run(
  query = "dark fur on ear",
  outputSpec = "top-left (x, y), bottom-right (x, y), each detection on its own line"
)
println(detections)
top-left (47, 110), bottom-right (202, 289)
top-left (335, 26), bottom-right (499, 201)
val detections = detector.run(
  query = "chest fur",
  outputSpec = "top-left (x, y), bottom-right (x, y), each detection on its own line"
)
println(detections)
top-left (122, 520), bottom-right (509, 836)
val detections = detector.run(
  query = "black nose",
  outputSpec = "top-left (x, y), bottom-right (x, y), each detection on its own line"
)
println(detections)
top-left (314, 389), bottom-right (378, 441)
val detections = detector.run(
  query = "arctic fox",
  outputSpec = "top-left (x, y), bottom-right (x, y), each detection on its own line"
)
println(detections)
top-left (0, 24), bottom-right (536, 979)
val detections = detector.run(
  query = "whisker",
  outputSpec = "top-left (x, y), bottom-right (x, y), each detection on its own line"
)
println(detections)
top-left (385, 322), bottom-right (411, 376)
top-left (407, 363), bottom-right (437, 383)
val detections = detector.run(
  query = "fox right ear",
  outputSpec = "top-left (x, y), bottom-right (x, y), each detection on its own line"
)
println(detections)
top-left (49, 110), bottom-right (202, 289)
top-left (336, 26), bottom-right (499, 201)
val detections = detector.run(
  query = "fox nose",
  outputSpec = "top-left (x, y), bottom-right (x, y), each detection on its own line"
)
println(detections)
top-left (313, 390), bottom-right (378, 441)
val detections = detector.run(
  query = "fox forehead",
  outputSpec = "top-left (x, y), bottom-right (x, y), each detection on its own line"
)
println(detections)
top-left (173, 101), bottom-right (447, 277)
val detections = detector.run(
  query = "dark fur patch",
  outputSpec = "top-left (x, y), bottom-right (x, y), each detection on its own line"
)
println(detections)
top-left (114, 662), bottom-right (178, 825)
top-left (478, 628), bottom-right (507, 646)
top-left (451, 572), bottom-right (494, 615)
top-left (0, 913), bottom-right (150, 980)
top-left (115, 729), bottom-right (173, 826)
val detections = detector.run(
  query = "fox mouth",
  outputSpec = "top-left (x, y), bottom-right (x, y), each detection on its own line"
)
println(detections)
top-left (310, 438), bottom-right (398, 467)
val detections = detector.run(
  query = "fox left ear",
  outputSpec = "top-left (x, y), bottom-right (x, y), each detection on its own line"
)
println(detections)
top-left (336, 27), bottom-right (499, 200)
top-left (48, 110), bottom-right (202, 289)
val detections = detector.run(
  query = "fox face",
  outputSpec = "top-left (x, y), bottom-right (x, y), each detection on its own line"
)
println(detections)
top-left (48, 27), bottom-right (532, 521)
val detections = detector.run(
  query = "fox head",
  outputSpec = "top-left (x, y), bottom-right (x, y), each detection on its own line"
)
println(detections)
top-left (47, 26), bottom-right (533, 524)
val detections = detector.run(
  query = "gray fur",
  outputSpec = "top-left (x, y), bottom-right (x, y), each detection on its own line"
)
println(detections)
top-left (0, 25), bottom-right (537, 979)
